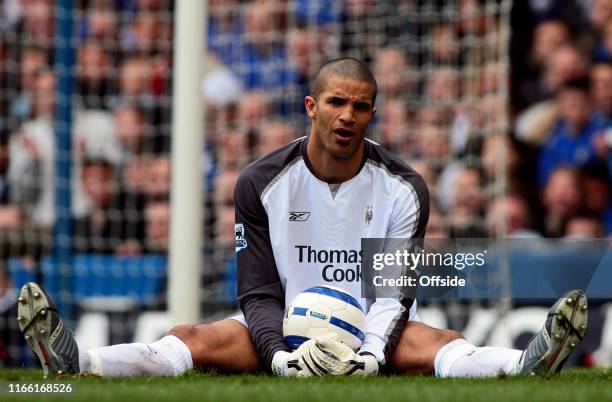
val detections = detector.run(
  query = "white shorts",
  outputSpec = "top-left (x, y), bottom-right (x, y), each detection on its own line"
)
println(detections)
top-left (227, 300), bottom-right (421, 327)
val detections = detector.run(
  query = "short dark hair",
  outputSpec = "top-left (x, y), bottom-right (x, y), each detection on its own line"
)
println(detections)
top-left (310, 57), bottom-right (378, 103)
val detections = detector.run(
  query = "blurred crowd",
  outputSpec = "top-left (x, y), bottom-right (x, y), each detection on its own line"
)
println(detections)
top-left (0, 0), bottom-right (610, 275)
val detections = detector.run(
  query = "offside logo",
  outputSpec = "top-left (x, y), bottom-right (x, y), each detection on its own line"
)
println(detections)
top-left (289, 211), bottom-right (310, 221)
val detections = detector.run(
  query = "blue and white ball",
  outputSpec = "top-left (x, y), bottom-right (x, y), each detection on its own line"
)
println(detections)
top-left (283, 285), bottom-right (366, 351)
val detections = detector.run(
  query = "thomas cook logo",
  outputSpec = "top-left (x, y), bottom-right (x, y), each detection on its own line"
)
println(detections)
top-left (365, 205), bottom-right (373, 226)
top-left (235, 223), bottom-right (247, 252)
top-left (289, 211), bottom-right (310, 221)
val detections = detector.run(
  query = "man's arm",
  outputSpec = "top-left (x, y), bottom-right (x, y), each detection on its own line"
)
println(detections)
top-left (359, 177), bottom-right (429, 367)
top-left (234, 171), bottom-right (291, 372)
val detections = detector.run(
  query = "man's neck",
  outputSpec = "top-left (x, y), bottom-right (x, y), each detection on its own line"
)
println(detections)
top-left (306, 135), bottom-right (364, 184)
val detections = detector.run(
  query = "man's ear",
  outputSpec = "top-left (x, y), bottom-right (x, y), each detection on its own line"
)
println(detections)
top-left (305, 96), bottom-right (316, 119)
top-left (371, 107), bottom-right (376, 119)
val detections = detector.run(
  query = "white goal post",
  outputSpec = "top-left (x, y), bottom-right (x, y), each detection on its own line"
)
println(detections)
top-left (169, 0), bottom-right (207, 325)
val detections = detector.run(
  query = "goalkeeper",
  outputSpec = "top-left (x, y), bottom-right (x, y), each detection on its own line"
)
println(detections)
top-left (18, 58), bottom-right (587, 378)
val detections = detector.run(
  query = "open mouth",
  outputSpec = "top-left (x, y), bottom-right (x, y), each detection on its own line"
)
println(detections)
top-left (333, 128), bottom-right (355, 138)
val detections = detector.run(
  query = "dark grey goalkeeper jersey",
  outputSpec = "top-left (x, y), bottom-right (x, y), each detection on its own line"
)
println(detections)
top-left (234, 136), bottom-right (429, 372)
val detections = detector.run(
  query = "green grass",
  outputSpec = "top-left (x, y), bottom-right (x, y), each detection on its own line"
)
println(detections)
top-left (1, 368), bottom-right (611, 402)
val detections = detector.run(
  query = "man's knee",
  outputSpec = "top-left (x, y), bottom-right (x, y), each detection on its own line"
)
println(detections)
top-left (168, 324), bottom-right (209, 357)
top-left (168, 324), bottom-right (197, 341)
top-left (391, 323), bottom-right (465, 374)
top-left (441, 329), bottom-right (463, 346)
top-left (167, 320), bottom-right (257, 371)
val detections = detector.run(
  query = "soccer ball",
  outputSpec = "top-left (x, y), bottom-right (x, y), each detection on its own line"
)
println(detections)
top-left (283, 285), bottom-right (366, 351)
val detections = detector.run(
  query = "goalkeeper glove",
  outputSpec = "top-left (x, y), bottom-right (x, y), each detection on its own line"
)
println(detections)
top-left (271, 339), bottom-right (317, 377)
top-left (297, 333), bottom-right (379, 377)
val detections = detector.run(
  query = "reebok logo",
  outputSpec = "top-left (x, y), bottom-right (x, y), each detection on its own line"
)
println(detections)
top-left (289, 211), bottom-right (310, 221)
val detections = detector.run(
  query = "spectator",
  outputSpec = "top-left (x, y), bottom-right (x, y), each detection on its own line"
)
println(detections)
top-left (144, 156), bottom-right (170, 201)
top-left (121, 11), bottom-right (171, 56)
top-left (213, 169), bottom-right (240, 208)
top-left (541, 166), bottom-right (583, 237)
top-left (207, 0), bottom-right (242, 67)
top-left (234, 1), bottom-right (288, 95)
top-left (514, 18), bottom-right (570, 111)
top-left (409, 160), bottom-right (437, 197)
top-left (114, 103), bottom-right (149, 159)
top-left (116, 57), bottom-right (169, 153)
top-left (589, 0), bottom-right (612, 35)
top-left (257, 120), bottom-right (294, 158)
top-left (238, 91), bottom-right (270, 132)
top-left (217, 130), bottom-right (247, 171)
top-left (376, 99), bottom-right (411, 156)
top-left (425, 202), bottom-right (449, 240)
top-left (122, 155), bottom-right (149, 196)
top-left (590, 61), bottom-right (612, 124)
top-left (530, 20), bottom-right (571, 73)
top-left (237, 91), bottom-right (271, 156)
top-left (373, 48), bottom-right (413, 101)
top-left (73, 158), bottom-right (143, 254)
top-left (144, 198), bottom-right (169, 253)
top-left (486, 195), bottom-right (540, 237)
top-left (10, 46), bottom-right (48, 124)
top-left (284, 27), bottom-right (324, 118)
top-left (449, 166), bottom-right (486, 237)
top-left (537, 78), bottom-right (607, 186)
top-left (543, 45), bottom-right (588, 99)
top-left (117, 57), bottom-right (153, 102)
top-left (14, 0), bottom-right (54, 49)
top-left (72, 108), bottom-right (121, 218)
top-left (73, 158), bottom-right (116, 253)
top-left (431, 24), bottom-right (460, 64)
top-left (425, 67), bottom-right (460, 104)
top-left (8, 69), bottom-right (55, 227)
top-left (416, 125), bottom-right (451, 168)
top-left (79, 5), bottom-right (119, 53)
top-left (76, 41), bottom-right (115, 110)
top-left (481, 134), bottom-right (521, 191)
top-left (594, 20), bottom-right (612, 62)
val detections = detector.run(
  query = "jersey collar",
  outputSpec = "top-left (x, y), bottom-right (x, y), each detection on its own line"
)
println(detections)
top-left (300, 135), bottom-right (371, 183)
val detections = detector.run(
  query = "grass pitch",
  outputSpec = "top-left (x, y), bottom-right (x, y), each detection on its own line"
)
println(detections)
top-left (1, 368), bottom-right (611, 402)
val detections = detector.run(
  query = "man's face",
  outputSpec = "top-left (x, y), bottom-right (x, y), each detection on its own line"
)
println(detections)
top-left (305, 75), bottom-right (376, 158)
top-left (591, 65), bottom-right (612, 114)
top-left (83, 164), bottom-right (113, 208)
top-left (557, 88), bottom-right (591, 130)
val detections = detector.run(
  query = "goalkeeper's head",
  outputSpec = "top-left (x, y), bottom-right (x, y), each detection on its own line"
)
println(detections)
top-left (304, 58), bottom-right (377, 162)
top-left (310, 57), bottom-right (378, 104)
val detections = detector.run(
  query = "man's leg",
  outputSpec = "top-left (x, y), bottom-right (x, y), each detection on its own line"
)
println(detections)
top-left (18, 282), bottom-right (259, 377)
top-left (391, 290), bottom-right (588, 377)
top-left (167, 320), bottom-right (259, 373)
top-left (390, 321), bottom-right (522, 377)
top-left (84, 320), bottom-right (259, 377)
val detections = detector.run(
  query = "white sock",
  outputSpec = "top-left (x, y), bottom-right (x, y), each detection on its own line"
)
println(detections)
top-left (78, 344), bottom-right (91, 372)
top-left (84, 335), bottom-right (193, 377)
top-left (434, 339), bottom-right (522, 377)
